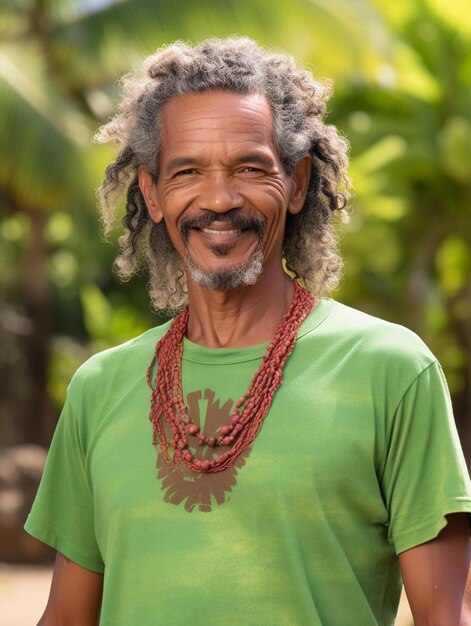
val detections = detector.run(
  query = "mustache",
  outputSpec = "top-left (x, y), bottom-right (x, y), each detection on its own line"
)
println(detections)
top-left (180, 210), bottom-right (265, 241)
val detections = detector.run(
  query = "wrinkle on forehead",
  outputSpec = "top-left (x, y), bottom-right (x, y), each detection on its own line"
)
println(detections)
top-left (164, 91), bottom-right (272, 120)
top-left (159, 91), bottom-right (278, 167)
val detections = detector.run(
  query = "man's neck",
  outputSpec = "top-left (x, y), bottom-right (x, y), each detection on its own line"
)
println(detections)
top-left (185, 264), bottom-right (296, 348)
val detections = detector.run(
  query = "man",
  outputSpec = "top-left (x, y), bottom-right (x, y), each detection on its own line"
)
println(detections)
top-left (26, 37), bottom-right (470, 625)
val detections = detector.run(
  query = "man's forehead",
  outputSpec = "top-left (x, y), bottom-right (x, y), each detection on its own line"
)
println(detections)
top-left (160, 91), bottom-right (274, 135)
top-left (157, 91), bottom-right (278, 170)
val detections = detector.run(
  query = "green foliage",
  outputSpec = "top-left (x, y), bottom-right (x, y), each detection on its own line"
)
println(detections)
top-left (438, 117), bottom-right (471, 183)
top-left (435, 237), bottom-right (470, 297)
top-left (80, 283), bottom-right (151, 349)
top-left (332, 0), bottom-right (471, 416)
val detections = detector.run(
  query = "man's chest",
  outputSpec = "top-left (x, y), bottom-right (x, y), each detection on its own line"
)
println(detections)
top-left (87, 364), bottom-right (386, 523)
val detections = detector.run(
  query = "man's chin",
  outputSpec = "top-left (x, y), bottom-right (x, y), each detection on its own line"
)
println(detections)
top-left (184, 251), bottom-right (264, 291)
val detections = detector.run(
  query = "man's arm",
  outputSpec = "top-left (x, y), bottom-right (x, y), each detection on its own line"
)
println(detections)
top-left (37, 552), bottom-right (103, 626)
top-left (399, 513), bottom-right (470, 626)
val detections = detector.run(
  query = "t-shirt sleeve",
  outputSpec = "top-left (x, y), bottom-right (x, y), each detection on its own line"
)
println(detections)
top-left (380, 360), bottom-right (471, 555)
top-left (24, 386), bottom-right (104, 573)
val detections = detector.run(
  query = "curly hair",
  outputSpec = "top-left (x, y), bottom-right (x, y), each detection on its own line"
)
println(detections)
top-left (95, 37), bottom-right (351, 310)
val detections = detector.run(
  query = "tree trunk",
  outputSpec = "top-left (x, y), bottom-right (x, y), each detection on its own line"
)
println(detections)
top-left (445, 291), bottom-right (471, 469)
top-left (20, 209), bottom-right (53, 445)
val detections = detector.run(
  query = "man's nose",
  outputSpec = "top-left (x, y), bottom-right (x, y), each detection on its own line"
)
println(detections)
top-left (197, 173), bottom-right (243, 213)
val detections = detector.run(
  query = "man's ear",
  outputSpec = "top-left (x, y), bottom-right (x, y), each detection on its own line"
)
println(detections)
top-left (138, 165), bottom-right (163, 223)
top-left (287, 155), bottom-right (311, 216)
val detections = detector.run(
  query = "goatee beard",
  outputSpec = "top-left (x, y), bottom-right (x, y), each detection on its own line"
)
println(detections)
top-left (184, 249), bottom-right (264, 291)
top-left (180, 210), bottom-right (265, 291)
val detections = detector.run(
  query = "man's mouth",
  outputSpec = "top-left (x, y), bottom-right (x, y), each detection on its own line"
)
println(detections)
top-left (196, 225), bottom-right (248, 254)
top-left (201, 228), bottom-right (242, 235)
top-left (180, 210), bottom-right (264, 245)
top-left (200, 227), bottom-right (243, 236)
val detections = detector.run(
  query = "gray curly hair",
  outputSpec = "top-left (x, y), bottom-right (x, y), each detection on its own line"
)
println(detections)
top-left (95, 36), bottom-right (351, 310)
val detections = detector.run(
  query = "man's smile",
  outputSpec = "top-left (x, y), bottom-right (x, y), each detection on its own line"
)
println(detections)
top-left (193, 222), bottom-right (252, 245)
top-left (187, 222), bottom-right (258, 258)
top-left (200, 227), bottom-right (242, 236)
top-left (180, 211), bottom-right (265, 250)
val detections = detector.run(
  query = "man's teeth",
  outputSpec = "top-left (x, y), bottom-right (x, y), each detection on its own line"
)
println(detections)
top-left (201, 228), bottom-right (241, 235)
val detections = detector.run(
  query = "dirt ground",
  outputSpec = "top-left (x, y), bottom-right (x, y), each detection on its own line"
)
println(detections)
top-left (0, 563), bottom-right (414, 625)
top-left (0, 564), bottom-right (52, 626)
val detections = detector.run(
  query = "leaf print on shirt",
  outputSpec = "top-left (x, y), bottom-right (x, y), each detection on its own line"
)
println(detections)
top-left (155, 388), bottom-right (251, 512)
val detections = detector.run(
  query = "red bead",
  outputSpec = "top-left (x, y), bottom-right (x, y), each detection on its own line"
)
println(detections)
top-left (222, 436), bottom-right (232, 446)
top-left (187, 424), bottom-right (199, 435)
top-left (220, 425), bottom-right (231, 436)
top-left (200, 460), bottom-right (210, 471)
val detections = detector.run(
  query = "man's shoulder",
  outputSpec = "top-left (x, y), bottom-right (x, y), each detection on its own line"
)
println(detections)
top-left (69, 319), bottom-right (172, 393)
top-left (319, 299), bottom-right (437, 372)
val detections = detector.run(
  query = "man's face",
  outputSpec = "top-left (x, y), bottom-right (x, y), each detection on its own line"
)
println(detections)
top-left (139, 90), bottom-right (308, 290)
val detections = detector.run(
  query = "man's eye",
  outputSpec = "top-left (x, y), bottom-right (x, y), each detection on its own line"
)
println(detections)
top-left (241, 167), bottom-right (261, 174)
top-left (175, 169), bottom-right (197, 176)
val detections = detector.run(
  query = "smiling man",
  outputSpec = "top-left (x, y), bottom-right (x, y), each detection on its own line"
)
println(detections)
top-left (142, 92), bottom-right (274, 294)
top-left (26, 38), bottom-right (471, 626)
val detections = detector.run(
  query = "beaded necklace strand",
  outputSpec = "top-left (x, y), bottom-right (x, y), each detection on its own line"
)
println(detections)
top-left (147, 281), bottom-right (315, 473)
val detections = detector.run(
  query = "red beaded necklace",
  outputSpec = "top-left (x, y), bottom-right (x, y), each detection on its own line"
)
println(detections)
top-left (147, 281), bottom-right (315, 473)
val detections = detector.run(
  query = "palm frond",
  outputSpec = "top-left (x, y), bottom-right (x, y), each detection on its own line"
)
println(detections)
top-left (48, 0), bottom-right (391, 87)
top-left (0, 44), bottom-right (94, 212)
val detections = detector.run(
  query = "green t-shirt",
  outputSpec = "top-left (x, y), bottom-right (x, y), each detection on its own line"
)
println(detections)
top-left (25, 299), bottom-right (471, 625)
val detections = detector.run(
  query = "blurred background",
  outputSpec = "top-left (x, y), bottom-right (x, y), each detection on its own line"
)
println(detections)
top-left (1, 0), bottom-right (470, 623)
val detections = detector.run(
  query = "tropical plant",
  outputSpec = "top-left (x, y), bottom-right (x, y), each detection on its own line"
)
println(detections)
top-left (333, 0), bottom-right (471, 459)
